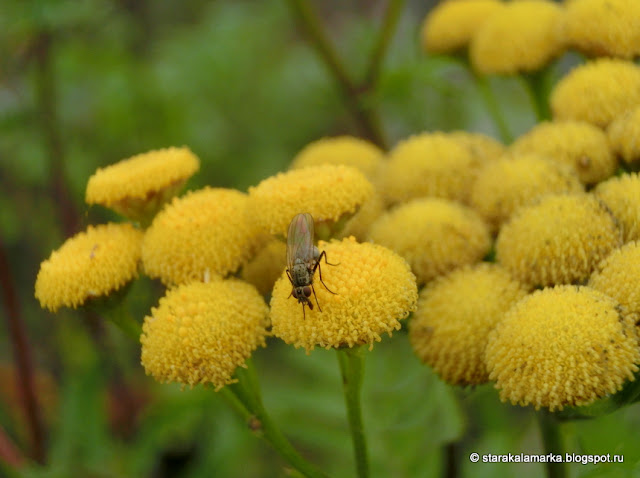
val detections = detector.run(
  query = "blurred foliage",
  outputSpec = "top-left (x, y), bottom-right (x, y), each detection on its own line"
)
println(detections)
top-left (1, 0), bottom-right (638, 477)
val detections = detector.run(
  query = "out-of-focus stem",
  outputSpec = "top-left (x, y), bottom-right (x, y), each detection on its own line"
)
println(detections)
top-left (33, 30), bottom-right (79, 237)
top-left (0, 237), bottom-right (46, 464)
top-left (285, 0), bottom-right (388, 149)
top-left (537, 410), bottom-right (567, 478)
top-left (472, 70), bottom-right (514, 143)
top-left (0, 423), bottom-right (26, 469)
top-left (363, 0), bottom-right (406, 89)
top-left (337, 346), bottom-right (369, 478)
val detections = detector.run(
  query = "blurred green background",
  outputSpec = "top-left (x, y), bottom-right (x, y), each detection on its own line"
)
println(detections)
top-left (1, 0), bottom-right (638, 477)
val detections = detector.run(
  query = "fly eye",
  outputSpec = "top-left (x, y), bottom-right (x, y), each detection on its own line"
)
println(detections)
top-left (303, 286), bottom-right (312, 298)
top-left (292, 289), bottom-right (299, 299)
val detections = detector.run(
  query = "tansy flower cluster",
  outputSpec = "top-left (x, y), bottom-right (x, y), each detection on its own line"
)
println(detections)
top-left (414, 0), bottom-right (640, 413)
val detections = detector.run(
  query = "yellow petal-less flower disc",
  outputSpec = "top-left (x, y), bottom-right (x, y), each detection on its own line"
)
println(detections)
top-left (447, 131), bottom-right (505, 169)
top-left (564, 0), bottom-right (640, 59)
top-left (607, 105), bottom-right (640, 166)
top-left (590, 241), bottom-right (640, 315)
top-left (550, 58), bottom-right (640, 128)
top-left (379, 133), bottom-right (476, 205)
top-left (470, 0), bottom-right (565, 75)
top-left (35, 223), bottom-right (142, 312)
top-left (140, 279), bottom-right (269, 390)
top-left (142, 187), bottom-right (261, 285)
top-left (248, 165), bottom-right (373, 237)
top-left (270, 236), bottom-right (418, 352)
top-left (470, 154), bottom-right (583, 233)
top-left (594, 173), bottom-right (640, 243)
top-left (508, 120), bottom-right (617, 185)
top-left (241, 238), bottom-right (287, 296)
top-left (86, 147), bottom-right (200, 222)
top-left (289, 136), bottom-right (384, 180)
top-left (368, 198), bottom-right (491, 285)
top-left (496, 194), bottom-right (621, 287)
top-left (486, 286), bottom-right (640, 411)
top-left (410, 264), bottom-right (528, 386)
top-left (420, 0), bottom-right (504, 54)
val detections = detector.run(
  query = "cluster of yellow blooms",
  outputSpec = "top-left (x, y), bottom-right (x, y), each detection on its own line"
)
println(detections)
top-left (411, 0), bottom-right (640, 411)
top-left (35, 140), bottom-right (418, 390)
top-left (34, 0), bottom-right (640, 413)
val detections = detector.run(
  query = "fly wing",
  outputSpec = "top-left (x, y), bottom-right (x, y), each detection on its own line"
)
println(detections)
top-left (287, 213), bottom-right (315, 271)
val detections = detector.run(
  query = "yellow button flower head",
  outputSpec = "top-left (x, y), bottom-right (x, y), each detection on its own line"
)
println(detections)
top-left (379, 133), bottom-right (475, 205)
top-left (447, 131), bottom-right (505, 168)
top-left (509, 120), bottom-right (617, 185)
top-left (486, 285), bottom-right (640, 411)
top-left (248, 164), bottom-right (373, 237)
top-left (496, 194), bottom-right (621, 287)
top-left (289, 136), bottom-right (384, 180)
top-left (550, 58), bottom-right (640, 128)
top-left (140, 279), bottom-right (269, 390)
top-left (607, 105), bottom-right (640, 166)
top-left (594, 173), bottom-right (640, 243)
top-left (142, 187), bottom-right (261, 285)
top-left (590, 241), bottom-right (640, 316)
top-left (241, 238), bottom-right (287, 296)
top-left (564, 0), bottom-right (640, 59)
top-left (470, 0), bottom-right (565, 75)
top-left (35, 223), bottom-right (142, 312)
top-left (410, 264), bottom-right (527, 386)
top-left (420, 0), bottom-right (504, 54)
top-left (470, 154), bottom-right (583, 233)
top-left (270, 237), bottom-right (417, 352)
top-left (368, 198), bottom-right (491, 285)
top-left (86, 147), bottom-right (200, 223)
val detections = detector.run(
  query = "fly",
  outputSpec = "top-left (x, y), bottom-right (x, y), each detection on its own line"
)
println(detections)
top-left (286, 213), bottom-right (337, 319)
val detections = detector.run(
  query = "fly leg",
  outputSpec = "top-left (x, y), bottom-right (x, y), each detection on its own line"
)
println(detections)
top-left (314, 251), bottom-right (337, 295)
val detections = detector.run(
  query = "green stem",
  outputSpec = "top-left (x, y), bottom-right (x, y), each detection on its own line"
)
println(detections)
top-left (537, 410), bottom-right (567, 478)
top-left (471, 70), bottom-right (514, 143)
top-left (336, 347), bottom-right (369, 478)
top-left (521, 69), bottom-right (552, 123)
top-left (285, 0), bottom-right (388, 148)
top-left (363, 0), bottom-right (405, 89)
top-left (233, 360), bottom-right (328, 478)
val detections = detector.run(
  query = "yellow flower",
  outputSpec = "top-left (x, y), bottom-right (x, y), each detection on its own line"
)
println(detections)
top-left (241, 238), bottom-right (287, 296)
top-left (470, 154), bottom-right (583, 233)
top-left (248, 165), bottom-right (373, 237)
top-left (550, 58), bottom-right (640, 128)
top-left (470, 0), bottom-right (565, 75)
top-left (410, 264), bottom-right (527, 386)
top-left (270, 236), bottom-right (417, 352)
top-left (368, 198), bottom-right (491, 285)
top-left (590, 241), bottom-right (640, 316)
top-left (486, 285), bottom-right (640, 411)
top-left (142, 187), bottom-right (261, 285)
top-left (607, 105), bottom-right (640, 166)
top-left (140, 279), bottom-right (269, 390)
top-left (338, 192), bottom-right (386, 242)
top-left (447, 131), bottom-right (505, 168)
top-left (508, 120), bottom-right (617, 185)
top-left (85, 147), bottom-right (200, 223)
top-left (594, 173), bottom-right (640, 243)
top-left (496, 194), bottom-right (621, 287)
top-left (564, 0), bottom-right (640, 59)
top-left (289, 136), bottom-right (384, 180)
top-left (35, 223), bottom-right (142, 312)
top-left (379, 133), bottom-right (475, 205)
top-left (420, 0), bottom-right (504, 54)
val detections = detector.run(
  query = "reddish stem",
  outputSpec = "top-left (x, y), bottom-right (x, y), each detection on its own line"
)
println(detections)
top-left (0, 423), bottom-right (26, 469)
top-left (0, 237), bottom-right (46, 464)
